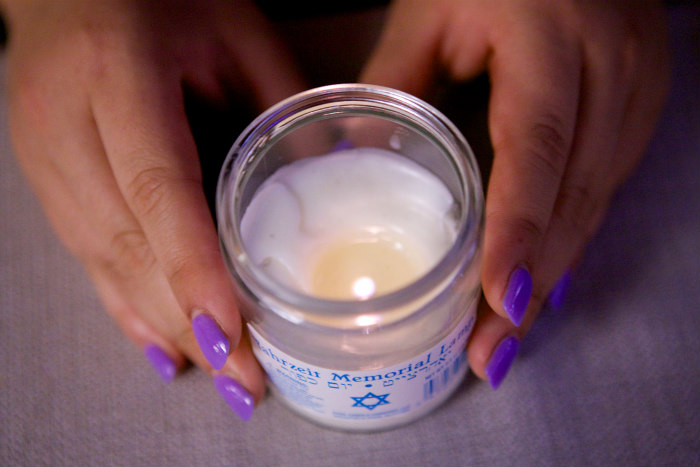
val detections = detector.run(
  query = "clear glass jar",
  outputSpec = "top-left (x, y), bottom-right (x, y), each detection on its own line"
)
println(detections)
top-left (216, 84), bottom-right (483, 431)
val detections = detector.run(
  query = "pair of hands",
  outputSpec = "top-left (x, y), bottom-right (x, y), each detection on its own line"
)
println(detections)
top-left (2, 0), bottom-right (669, 419)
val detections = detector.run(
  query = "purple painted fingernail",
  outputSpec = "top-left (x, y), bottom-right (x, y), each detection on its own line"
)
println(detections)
top-left (192, 313), bottom-right (230, 370)
top-left (503, 266), bottom-right (533, 327)
top-left (331, 138), bottom-right (354, 152)
top-left (144, 344), bottom-right (176, 383)
top-left (547, 270), bottom-right (572, 312)
top-left (213, 374), bottom-right (255, 422)
top-left (485, 335), bottom-right (520, 390)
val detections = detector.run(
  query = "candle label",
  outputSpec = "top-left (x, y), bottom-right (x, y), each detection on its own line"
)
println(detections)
top-left (247, 311), bottom-right (475, 427)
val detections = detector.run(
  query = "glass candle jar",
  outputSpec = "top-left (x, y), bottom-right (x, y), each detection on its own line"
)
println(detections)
top-left (216, 84), bottom-right (483, 432)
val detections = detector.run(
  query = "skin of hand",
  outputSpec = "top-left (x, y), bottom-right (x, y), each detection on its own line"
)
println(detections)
top-left (1, 0), bottom-right (305, 416)
top-left (361, 0), bottom-right (670, 387)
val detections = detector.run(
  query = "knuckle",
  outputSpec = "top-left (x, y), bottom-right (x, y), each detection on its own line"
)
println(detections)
top-left (164, 253), bottom-right (191, 292)
top-left (523, 114), bottom-right (571, 180)
top-left (124, 165), bottom-right (174, 221)
top-left (103, 228), bottom-right (157, 279)
top-left (510, 215), bottom-right (547, 247)
top-left (492, 111), bottom-right (572, 183)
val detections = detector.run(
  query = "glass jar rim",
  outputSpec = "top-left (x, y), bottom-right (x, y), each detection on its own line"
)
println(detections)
top-left (216, 84), bottom-right (484, 324)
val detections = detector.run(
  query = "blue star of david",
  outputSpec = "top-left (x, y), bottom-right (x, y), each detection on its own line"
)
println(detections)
top-left (351, 392), bottom-right (390, 410)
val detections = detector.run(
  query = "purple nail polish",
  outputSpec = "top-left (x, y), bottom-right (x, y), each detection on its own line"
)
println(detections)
top-left (213, 375), bottom-right (254, 422)
top-left (485, 335), bottom-right (520, 390)
top-left (547, 270), bottom-right (572, 312)
top-left (144, 344), bottom-right (176, 383)
top-left (192, 314), bottom-right (230, 370)
top-left (502, 266), bottom-right (533, 327)
top-left (331, 138), bottom-right (354, 152)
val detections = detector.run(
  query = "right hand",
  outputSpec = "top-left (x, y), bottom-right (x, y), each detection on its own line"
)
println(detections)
top-left (2, 0), bottom-right (305, 420)
top-left (361, 0), bottom-right (669, 388)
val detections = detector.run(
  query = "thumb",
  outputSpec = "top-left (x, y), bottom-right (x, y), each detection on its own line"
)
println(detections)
top-left (217, 0), bottom-right (307, 110)
top-left (360, 1), bottom-right (491, 98)
top-left (359, 1), bottom-right (444, 96)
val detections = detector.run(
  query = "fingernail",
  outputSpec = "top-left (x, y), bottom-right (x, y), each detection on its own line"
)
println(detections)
top-left (192, 313), bottom-right (230, 370)
top-left (546, 270), bottom-right (572, 312)
top-left (485, 335), bottom-right (520, 390)
top-left (144, 344), bottom-right (176, 383)
top-left (331, 138), bottom-right (353, 152)
top-left (213, 374), bottom-right (255, 422)
top-left (503, 266), bottom-right (533, 327)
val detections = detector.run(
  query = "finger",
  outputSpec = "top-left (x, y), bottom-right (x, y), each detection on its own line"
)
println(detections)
top-left (8, 78), bottom-right (192, 382)
top-left (92, 260), bottom-right (230, 380)
top-left (8, 57), bottom-right (162, 281)
top-left (220, 330), bottom-right (266, 402)
top-left (93, 243), bottom-right (265, 409)
top-left (90, 61), bottom-right (241, 372)
top-left (92, 234), bottom-right (264, 404)
top-left (92, 269), bottom-right (188, 380)
top-left (212, 327), bottom-right (266, 421)
top-left (94, 261), bottom-right (266, 413)
top-left (359, 0), bottom-right (448, 96)
top-left (467, 297), bottom-right (539, 389)
top-left (535, 8), bottom-right (670, 301)
top-left (611, 6), bottom-right (670, 183)
top-left (534, 17), bottom-right (636, 294)
top-left (14, 140), bottom-right (190, 383)
top-left (482, 20), bottom-right (582, 327)
top-left (467, 299), bottom-right (516, 384)
top-left (215, 0), bottom-right (306, 110)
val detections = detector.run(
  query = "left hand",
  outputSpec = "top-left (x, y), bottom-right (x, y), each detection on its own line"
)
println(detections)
top-left (2, 0), bottom-right (305, 416)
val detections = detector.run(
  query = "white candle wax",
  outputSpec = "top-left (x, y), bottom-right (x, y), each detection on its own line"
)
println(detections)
top-left (240, 147), bottom-right (458, 301)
